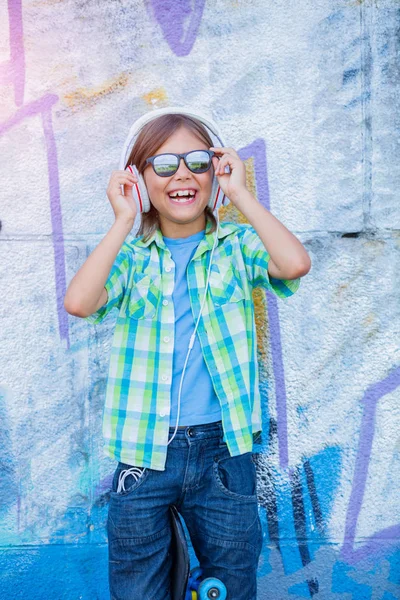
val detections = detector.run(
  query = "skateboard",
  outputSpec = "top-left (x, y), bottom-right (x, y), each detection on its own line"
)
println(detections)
top-left (169, 504), bottom-right (227, 599)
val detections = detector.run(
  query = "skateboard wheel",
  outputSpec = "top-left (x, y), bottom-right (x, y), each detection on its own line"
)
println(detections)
top-left (198, 577), bottom-right (227, 599)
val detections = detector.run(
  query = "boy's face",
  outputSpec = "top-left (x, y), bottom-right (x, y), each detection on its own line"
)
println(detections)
top-left (143, 126), bottom-right (213, 239)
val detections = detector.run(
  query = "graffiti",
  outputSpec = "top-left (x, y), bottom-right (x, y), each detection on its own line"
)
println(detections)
top-left (239, 138), bottom-right (295, 471)
top-left (0, 0), bottom-right (68, 348)
top-left (1, 0), bottom-right (400, 599)
top-left (342, 366), bottom-right (400, 564)
top-left (149, 0), bottom-right (206, 56)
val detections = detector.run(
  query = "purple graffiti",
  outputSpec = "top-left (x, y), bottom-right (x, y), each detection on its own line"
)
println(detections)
top-left (342, 365), bottom-right (400, 563)
top-left (3, 0), bottom-right (25, 104)
top-left (1, 0), bottom-right (68, 348)
top-left (149, 0), bottom-right (206, 56)
top-left (239, 140), bottom-right (290, 470)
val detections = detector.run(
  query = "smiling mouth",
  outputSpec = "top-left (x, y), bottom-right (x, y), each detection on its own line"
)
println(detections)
top-left (168, 190), bottom-right (198, 204)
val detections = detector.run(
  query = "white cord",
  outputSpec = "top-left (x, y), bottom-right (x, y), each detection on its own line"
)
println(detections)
top-left (116, 214), bottom-right (218, 490)
top-left (167, 209), bottom-right (220, 445)
top-left (117, 466), bottom-right (147, 493)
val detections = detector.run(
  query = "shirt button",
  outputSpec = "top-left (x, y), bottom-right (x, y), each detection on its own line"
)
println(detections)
top-left (162, 299), bottom-right (169, 306)
top-left (162, 374), bottom-right (169, 381)
top-left (163, 336), bottom-right (170, 343)
top-left (165, 266), bottom-right (171, 272)
top-left (159, 411), bottom-right (166, 417)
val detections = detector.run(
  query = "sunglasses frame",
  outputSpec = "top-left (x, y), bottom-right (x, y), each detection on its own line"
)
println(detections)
top-left (145, 149), bottom-right (216, 177)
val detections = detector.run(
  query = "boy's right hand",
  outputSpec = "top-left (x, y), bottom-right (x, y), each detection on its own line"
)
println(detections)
top-left (106, 170), bottom-right (138, 224)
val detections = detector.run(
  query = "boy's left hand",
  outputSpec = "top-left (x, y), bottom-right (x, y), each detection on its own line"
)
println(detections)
top-left (210, 147), bottom-right (247, 204)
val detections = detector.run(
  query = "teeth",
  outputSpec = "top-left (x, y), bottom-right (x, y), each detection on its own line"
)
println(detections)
top-left (169, 190), bottom-right (195, 198)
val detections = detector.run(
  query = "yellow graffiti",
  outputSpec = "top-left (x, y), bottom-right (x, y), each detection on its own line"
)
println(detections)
top-left (142, 88), bottom-right (168, 106)
top-left (64, 72), bottom-right (130, 111)
top-left (220, 156), bottom-right (269, 361)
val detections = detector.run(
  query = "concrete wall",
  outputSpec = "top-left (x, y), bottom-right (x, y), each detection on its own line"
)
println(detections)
top-left (1, 0), bottom-right (399, 598)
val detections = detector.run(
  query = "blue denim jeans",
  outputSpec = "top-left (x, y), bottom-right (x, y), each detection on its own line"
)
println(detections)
top-left (107, 420), bottom-right (263, 600)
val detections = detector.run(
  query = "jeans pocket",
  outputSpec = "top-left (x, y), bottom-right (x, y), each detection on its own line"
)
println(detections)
top-left (110, 463), bottom-right (150, 498)
top-left (213, 450), bottom-right (258, 501)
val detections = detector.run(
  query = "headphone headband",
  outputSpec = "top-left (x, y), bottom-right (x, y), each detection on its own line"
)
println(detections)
top-left (118, 107), bottom-right (225, 170)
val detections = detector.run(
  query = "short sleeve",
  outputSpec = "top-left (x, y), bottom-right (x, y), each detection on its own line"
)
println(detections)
top-left (85, 242), bottom-right (133, 325)
top-left (240, 225), bottom-right (301, 298)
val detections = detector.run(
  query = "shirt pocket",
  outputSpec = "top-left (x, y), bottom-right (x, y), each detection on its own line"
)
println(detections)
top-left (126, 273), bottom-right (160, 319)
top-left (208, 263), bottom-right (245, 307)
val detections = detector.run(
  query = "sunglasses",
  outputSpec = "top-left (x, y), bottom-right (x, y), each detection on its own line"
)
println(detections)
top-left (145, 149), bottom-right (216, 177)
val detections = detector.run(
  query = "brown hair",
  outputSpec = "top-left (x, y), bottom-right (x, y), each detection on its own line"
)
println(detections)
top-left (125, 114), bottom-right (217, 242)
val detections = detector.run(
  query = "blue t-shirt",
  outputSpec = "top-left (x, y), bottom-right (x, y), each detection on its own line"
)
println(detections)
top-left (163, 228), bottom-right (222, 426)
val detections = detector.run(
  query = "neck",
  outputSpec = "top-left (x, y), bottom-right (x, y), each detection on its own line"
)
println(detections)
top-left (160, 213), bottom-right (206, 239)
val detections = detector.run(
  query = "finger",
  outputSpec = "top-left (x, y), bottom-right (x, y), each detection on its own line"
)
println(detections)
top-left (216, 155), bottom-right (233, 176)
top-left (210, 147), bottom-right (237, 156)
top-left (123, 169), bottom-right (138, 179)
top-left (211, 150), bottom-right (237, 173)
top-left (125, 167), bottom-right (138, 178)
top-left (125, 182), bottom-right (134, 198)
top-left (209, 146), bottom-right (225, 154)
top-left (116, 177), bottom-right (137, 196)
top-left (216, 156), bottom-right (227, 176)
top-left (112, 170), bottom-right (136, 180)
top-left (116, 174), bottom-right (138, 184)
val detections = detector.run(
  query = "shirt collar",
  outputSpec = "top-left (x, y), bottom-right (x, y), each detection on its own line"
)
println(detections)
top-left (133, 219), bottom-right (241, 255)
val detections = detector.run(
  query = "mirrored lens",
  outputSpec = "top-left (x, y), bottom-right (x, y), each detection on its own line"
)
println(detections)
top-left (153, 154), bottom-right (179, 176)
top-left (186, 150), bottom-right (211, 173)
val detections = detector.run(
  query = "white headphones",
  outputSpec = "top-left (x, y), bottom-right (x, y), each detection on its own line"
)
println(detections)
top-left (118, 107), bottom-right (231, 214)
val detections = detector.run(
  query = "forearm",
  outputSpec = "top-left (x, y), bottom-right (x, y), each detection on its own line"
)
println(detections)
top-left (64, 218), bottom-right (133, 315)
top-left (233, 188), bottom-right (311, 278)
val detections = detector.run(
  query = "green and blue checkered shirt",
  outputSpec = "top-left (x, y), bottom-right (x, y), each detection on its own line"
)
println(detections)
top-left (85, 219), bottom-right (301, 470)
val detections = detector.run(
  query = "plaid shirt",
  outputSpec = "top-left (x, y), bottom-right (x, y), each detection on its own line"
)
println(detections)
top-left (85, 219), bottom-right (301, 470)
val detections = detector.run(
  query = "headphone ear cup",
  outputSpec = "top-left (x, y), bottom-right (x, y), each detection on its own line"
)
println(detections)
top-left (126, 165), bottom-right (151, 213)
top-left (208, 175), bottom-right (230, 212)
